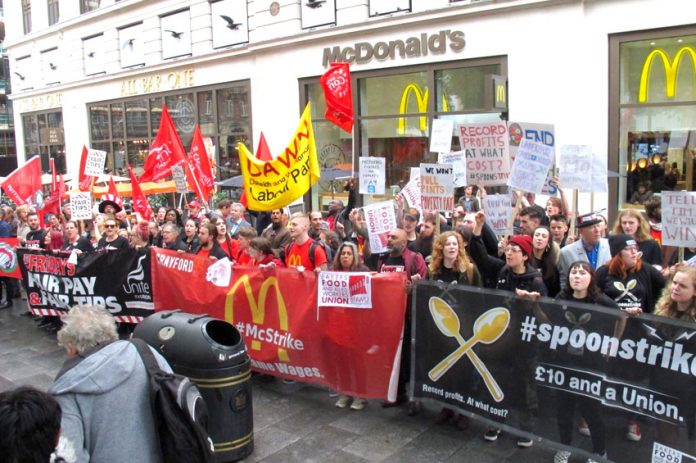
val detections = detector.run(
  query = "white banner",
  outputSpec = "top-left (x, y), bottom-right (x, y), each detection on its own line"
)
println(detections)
top-left (559, 145), bottom-right (593, 191)
top-left (70, 192), bottom-right (93, 220)
top-left (430, 118), bottom-right (455, 154)
top-left (317, 272), bottom-right (373, 308)
top-left (482, 194), bottom-right (512, 236)
top-left (359, 157), bottom-right (386, 195)
top-left (507, 139), bottom-right (555, 194)
top-left (84, 149), bottom-right (107, 177)
top-left (438, 151), bottom-right (467, 188)
top-left (363, 200), bottom-right (397, 254)
top-left (420, 163), bottom-right (454, 211)
top-left (662, 191), bottom-right (696, 247)
top-left (458, 122), bottom-right (510, 186)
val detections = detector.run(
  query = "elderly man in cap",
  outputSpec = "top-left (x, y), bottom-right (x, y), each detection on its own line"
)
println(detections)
top-left (558, 212), bottom-right (612, 290)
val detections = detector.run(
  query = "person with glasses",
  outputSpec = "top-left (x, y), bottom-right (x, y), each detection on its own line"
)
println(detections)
top-left (97, 216), bottom-right (130, 250)
top-left (160, 223), bottom-right (188, 252)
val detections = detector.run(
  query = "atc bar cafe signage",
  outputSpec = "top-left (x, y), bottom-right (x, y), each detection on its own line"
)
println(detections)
top-left (120, 68), bottom-right (195, 97)
top-left (322, 30), bottom-right (465, 67)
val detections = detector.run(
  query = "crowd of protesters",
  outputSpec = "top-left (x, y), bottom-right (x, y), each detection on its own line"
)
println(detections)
top-left (2, 174), bottom-right (696, 463)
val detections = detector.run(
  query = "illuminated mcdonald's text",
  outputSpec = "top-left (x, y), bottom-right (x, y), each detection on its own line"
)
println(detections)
top-left (638, 45), bottom-right (696, 103)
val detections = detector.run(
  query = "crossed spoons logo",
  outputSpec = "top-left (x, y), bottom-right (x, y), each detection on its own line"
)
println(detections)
top-left (428, 297), bottom-right (510, 403)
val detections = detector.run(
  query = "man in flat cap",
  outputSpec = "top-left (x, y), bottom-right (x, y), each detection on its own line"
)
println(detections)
top-left (558, 212), bottom-right (612, 290)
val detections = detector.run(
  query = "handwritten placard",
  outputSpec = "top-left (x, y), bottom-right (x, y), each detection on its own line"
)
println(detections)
top-left (363, 200), bottom-right (397, 254)
top-left (84, 149), bottom-right (107, 177)
top-left (359, 157), bottom-right (386, 195)
top-left (559, 145), bottom-right (594, 192)
top-left (507, 139), bottom-right (555, 194)
top-left (420, 163), bottom-right (454, 211)
top-left (400, 169), bottom-right (421, 210)
top-left (458, 122), bottom-right (510, 186)
top-left (662, 191), bottom-right (696, 247)
top-left (438, 151), bottom-right (467, 188)
top-left (70, 192), bottom-right (93, 220)
top-left (482, 194), bottom-right (512, 236)
top-left (430, 119), bottom-right (455, 154)
top-left (508, 122), bottom-right (556, 195)
top-left (171, 165), bottom-right (188, 194)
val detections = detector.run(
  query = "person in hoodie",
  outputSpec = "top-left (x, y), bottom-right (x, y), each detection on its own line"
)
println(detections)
top-left (50, 305), bottom-right (172, 463)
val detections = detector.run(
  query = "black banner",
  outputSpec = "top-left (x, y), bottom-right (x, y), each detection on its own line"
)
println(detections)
top-left (412, 281), bottom-right (696, 462)
top-left (18, 247), bottom-right (153, 323)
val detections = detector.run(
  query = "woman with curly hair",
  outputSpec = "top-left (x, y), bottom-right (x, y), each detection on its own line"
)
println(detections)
top-left (611, 209), bottom-right (662, 266)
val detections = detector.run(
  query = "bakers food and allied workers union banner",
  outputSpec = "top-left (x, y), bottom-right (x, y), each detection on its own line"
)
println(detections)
top-left (0, 238), bottom-right (22, 279)
top-left (412, 281), bottom-right (696, 462)
top-left (18, 248), bottom-right (153, 323)
top-left (238, 103), bottom-right (320, 211)
top-left (151, 248), bottom-right (407, 400)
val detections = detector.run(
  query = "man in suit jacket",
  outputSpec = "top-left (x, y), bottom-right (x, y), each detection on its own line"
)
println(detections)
top-left (558, 212), bottom-right (612, 291)
top-left (228, 202), bottom-right (251, 239)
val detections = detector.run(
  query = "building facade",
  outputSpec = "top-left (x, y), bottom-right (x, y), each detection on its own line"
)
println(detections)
top-left (4, 0), bottom-right (696, 218)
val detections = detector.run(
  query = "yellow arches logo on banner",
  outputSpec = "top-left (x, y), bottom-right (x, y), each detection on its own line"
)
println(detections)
top-left (397, 84), bottom-right (450, 135)
top-left (638, 46), bottom-right (696, 103)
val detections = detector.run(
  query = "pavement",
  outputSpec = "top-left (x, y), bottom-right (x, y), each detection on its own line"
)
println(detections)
top-left (0, 299), bottom-right (563, 463)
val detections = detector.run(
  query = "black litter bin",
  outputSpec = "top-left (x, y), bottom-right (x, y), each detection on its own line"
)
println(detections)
top-left (134, 310), bottom-right (253, 462)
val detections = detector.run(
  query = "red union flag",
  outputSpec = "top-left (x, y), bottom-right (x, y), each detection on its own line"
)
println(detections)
top-left (320, 62), bottom-right (354, 133)
top-left (139, 104), bottom-right (186, 182)
top-left (187, 125), bottom-right (214, 203)
top-left (129, 164), bottom-right (153, 221)
top-left (78, 145), bottom-right (95, 192)
top-left (1, 156), bottom-right (42, 206)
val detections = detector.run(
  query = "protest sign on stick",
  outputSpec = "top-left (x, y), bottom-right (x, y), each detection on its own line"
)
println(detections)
top-left (438, 152), bottom-right (467, 188)
top-left (559, 145), bottom-right (593, 192)
top-left (458, 122), bottom-right (510, 186)
top-left (420, 163), bottom-right (454, 211)
top-left (482, 194), bottom-right (512, 236)
top-left (400, 169), bottom-right (421, 210)
top-left (507, 139), bottom-right (555, 195)
top-left (83, 149), bottom-right (107, 177)
top-left (508, 122), bottom-right (557, 195)
top-left (70, 192), bottom-right (93, 220)
top-left (662, 191), bottom-right (696, 247)
top-left (359, 157), bottom-right (386, 195)
top-left (171, 165), bottom-right (188, 194)
top-left (430, 119), bottom-right (454, 154)
top-left (363, 201), bottom-right (397, 254)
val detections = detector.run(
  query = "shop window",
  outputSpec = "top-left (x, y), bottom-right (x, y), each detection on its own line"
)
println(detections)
top-left (80, 0), bottom-right (100, 14)
top-left (125, 100), bottom-right (149, 138)
top-left (47, 0), bottom-right (60, 26)
top-left (165, 93), bottom-right (196, 147)
top-left (90, 105), bottom-right (109, 140)
top-left (22, 0), bottom-right (31, 34)
top-left (111, 103), bottom-right (124, 139)
top-left (435, 65), bottom-right (500, 112)
top-left (22, 110), bottom-right (65, 174)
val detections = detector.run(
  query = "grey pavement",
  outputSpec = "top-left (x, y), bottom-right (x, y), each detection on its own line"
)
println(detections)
top-left (0, 300), bottom-right (562, 462)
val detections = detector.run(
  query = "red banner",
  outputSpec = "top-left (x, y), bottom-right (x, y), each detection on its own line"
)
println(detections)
top-left (320, 62), bottom-right (354, 133)
top-left (129, 165), bottom-right (153, 221)
top-left (42, 160), bottom-right (66, 215)
top-left (78, 146), bottom-right (95, 192)
top-left (140, 104), bottom-right (187, 183)
top-left (151, 249), bottom-right (407, 399)
top-left (1, 156), bottom-right (42, 206)
top-left (187, 125), bottom-right (214, 204)
top-left (0, 238), bottom-right (22, 279)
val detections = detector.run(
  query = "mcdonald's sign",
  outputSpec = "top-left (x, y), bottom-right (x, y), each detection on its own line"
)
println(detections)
top-left (286, 254), bottom-right (303, 268)
top-left (397, 84), bottom-right (449, 136)
top-left (225, 274), bottom-right (291, 362)
top-left (638, 46), bottom-right (696, 103)
top-left (485, 75), bottom-right (507, 110)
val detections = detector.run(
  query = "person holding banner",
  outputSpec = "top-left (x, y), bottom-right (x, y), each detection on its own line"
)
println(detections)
top-left (214, 218), bottom-right (239, 261)
top-left (181, 218), bottom-right (200, 253)
top-left (196, 223), bottom-right (228, 260)
top-left (96, 217), bottom-right (129, 251)
top-left (247, 237), bottom-right (283, 267)
top-left (160, 223), bottom-right (188, 252)
top-left (611, 209), bottom-right (662, 267)
top-left (62, 221), bottom-right (93, 254)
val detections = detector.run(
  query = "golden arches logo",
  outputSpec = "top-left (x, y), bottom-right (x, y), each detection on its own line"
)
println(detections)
top-left (286, 255), bottom-right (303, 268)
top-left (225, 274), bottom-right (290, 361)
top-left (397, 84), bottom-right (450, 136)
top-left (496, 83), bottom-right (506, 105)
top-left (638, 46), bottom-right (696, 103)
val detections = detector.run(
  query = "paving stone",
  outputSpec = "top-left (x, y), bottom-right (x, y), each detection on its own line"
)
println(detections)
top-left (247, 426), bottom-right (301, 461)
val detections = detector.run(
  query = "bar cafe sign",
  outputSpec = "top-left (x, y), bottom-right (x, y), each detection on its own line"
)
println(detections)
top-left (120, 68), bottom-right (195, 97)
top-left (322, 30), bottom-right (465, 67)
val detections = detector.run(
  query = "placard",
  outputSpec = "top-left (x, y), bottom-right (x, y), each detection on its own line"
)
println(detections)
top-left (430, 118), bottom-right (454, 154)
top-left (318, 272), bottom-right (372, 308)
top-left (171, 165), bottom-right (188, 194)
top-left (359, 157), bottom-right (386, 195)
top-left (458, 122), bottom-right (510, 186)
top-left (84, 149), bottom-right (107, 177)
top-left (662, 191), bottom-right (696, 247)
top-left (438, 151), bottom-right (467, 188)
top-left (508, 122), bottom-right (556, 195)
top-left (482, 194), bottom-right (512, 236)
top-left (69, 192), bottom-right (93, 220)
top-left (363, 200), bottom-right (397, 254)
top-left (558, 145), bottom-right (593, 191)
top-left (591, 154), bottom-right (608, 193)
top-left (507, 139), bottom-right (555, 194)
top-left (420, 163), bottom-right (454, 211)
top-left (400, 169), bottom-right (421, 210)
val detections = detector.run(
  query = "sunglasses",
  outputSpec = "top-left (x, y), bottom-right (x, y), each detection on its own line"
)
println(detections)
top-left (105, 224), bottom-right (117, 228)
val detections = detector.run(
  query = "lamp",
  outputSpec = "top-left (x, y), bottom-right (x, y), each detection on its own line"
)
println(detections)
top-left (652, 153), bottom-right (662, 165)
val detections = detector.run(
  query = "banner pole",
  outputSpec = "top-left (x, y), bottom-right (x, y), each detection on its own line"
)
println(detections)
top-left (569, 189), bottom-right (578, 237)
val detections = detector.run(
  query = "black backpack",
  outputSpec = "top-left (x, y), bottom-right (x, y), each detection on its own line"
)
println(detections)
top-left (130, 339), bottom-right (215, 463)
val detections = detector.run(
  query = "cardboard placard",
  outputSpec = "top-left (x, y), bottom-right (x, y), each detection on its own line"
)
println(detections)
top-left (363, 200), bottom-right (397, 254)
top-left (84, 149), bottom-right (107, 177)
top-left (507, 139), bottom-right (555, 195)
top-left (420, 163), bottom-right (454, 211)
top-left (662, 191), bottom-right (696, 247)
top-left (458, 122), bottom-right (510, 186)
top-left (359, 157), bottom-right (386, 195)
top-left (438, 151), bottom-right (467, 188)
top-left (70, 192), bottom-right (93, 220)
top-left (482, 194), bottom-right (512, 236)
top-left (430, 118), bottom-right (455, 154)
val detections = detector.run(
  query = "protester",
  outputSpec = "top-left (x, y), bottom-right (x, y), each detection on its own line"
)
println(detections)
top-left (611, 209), bottom-right (662, 267)
top-left (309, 210), bottom-right (325, 240)
top-left (261, 208), bottom-right (292, 258)
top-left (186, 200), bottom-right (203, 225)
top-left (228, 203), bottom-right (251, 238)
top-left (181, 218), bottom-right (200, 253)
top-left (155, 207), bottom-right (167, 226)
top-left (518, 206), bottom-right (544, 236)
top-left (558, 213), bottom-right (612, 290)
top-left (248, 237), bottom-right (284, 267)
top-left (62, 221), bottom-right (93, 253)
top-left (96, 216), bottom-right (130, 250)
top-left (148, 221), bottom-right (162, 247)
top-left (50, 305), bottom-right (171, 462)
top-left (236, 227), bottom-right (257, 265)
top-left (24, 212), bottom-right (47, 248)
top-left (644, 196), bottom-right (662, 245)
top-left (344, 208), bottom-right (372, 269)
top-left (196, 222), bottom-right (228, 260)
top-left (529, 226), bottom-right (561, 296)
top-left (284, 213), bottom-right (328, 271)
top-left (325, 178), bottom-right (357, 233)
top-left (160, 223), bottom-right (188, 252)
top-left (413, 211), bottom-right (437, 260)
top-left (215, 217), bottom-right (239, 261)
top-left (16, 204), bottom-right (31, 242)
top-left (129, 221), bottom-right (150, 249)
top-left (44, 228), bottom-right (65, 252)
top-left (459, 185), bottom-right (480, 212)
top-left (164, 208), bottom-right (183, 228)
top-left (401, 207), bottom-right (420, 251)
top-left (549, 214), bottom-right (571, 248)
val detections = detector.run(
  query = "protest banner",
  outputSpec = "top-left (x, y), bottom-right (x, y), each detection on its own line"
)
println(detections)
top-left (507, 139), bottom-right (555, 195)
top-left (438, 151), bottom-right (467, 188)
top-left (318, 272), bottom-right (372, 308)
top-left (152, 251), bottom-right (407, 400)
top-left (559, 145), bottom-right (594, 192)
top-left (363, 200), bottom-right (397, 254)
top-left (0, 238), bottom-right (22, 279)
top-left (239, 103), bottom-right (320, 211)
top-left (662, 191), bottom-right (696, 247)
top-left (413, 281), bottom-right (696, 462)
top-left (18, 248), bottom-right (153, 323)
top-left (458, 122), bottom-right (510, 186)
top-left (508, 122), bottom-right (557, 195)
top-left (430, 119), bottom-right (455, 154)
top-left (400, 169), bottom-right (421, 210)
top-left (83, 149), bottom-right (107, 177)
top-left (69, 192), bottom-right (93, 220)
top-left (359, 157), bottom-right (386, 195)
top-left (482, 194), bottom-right (512, 236)
top-left (420, 163), bottom-right (454, 211)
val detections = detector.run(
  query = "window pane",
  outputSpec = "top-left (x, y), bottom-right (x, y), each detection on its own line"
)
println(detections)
top-left (126, 99), bottom-right (149, 138)
top-left (198, 91), bottom-right (215, 135)
top-left (165, 94), bottom-right (196, 147)
top-left (23, 115), bottom-right (38, 145)
top-left (313, 121), bottom-right (352, 209)
top-left (217, 86), bottom-right (250, 135)
top-left (150, 98), bottom-right (162, 137)
top-left (48, 0), bottom-right (60, 25)
top-left (111, 103), bottom-right (124, 139)
top-left (359, 72), bottom-right (428, 117)
top-left (305, 83), bottom-right (328, 119)
top-left (47, 112), bottom-right (62, 129)
top-left (218, 134), bottom-right (249, 179)
top-left (435, 65), bottom-right (500, 112)
top-left (90, 104), bottom-right (110, 140)
top-left (51, 145), bottom-right (66, 174)
top-left (127, 140), bottom-right (149, 169)
top-left (113, 141), bottom-right (127, 175)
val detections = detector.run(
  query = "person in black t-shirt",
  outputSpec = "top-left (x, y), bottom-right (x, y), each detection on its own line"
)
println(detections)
top-left (62, 221), bottom-right (93, 253)
top-left (23, 212), bottom-right (47, 249)
top-left (96, 216), bottom-right (130, 250)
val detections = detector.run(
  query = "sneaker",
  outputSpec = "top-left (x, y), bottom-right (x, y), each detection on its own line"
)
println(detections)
top-left (434, 408), bottom-right (454, 424)
top-left (455, 414), bottom-right (470, 431)
top-left (587, 451), bottom-right (607, 462)
top-left (517, 437), bottom-right (534, 448)
top-left (484, 428), bottom-right (501, 442)
top-left (578, 422), bottom-right (591, 437)
top-left (350, 398), bottom-right (367, 410)
top-left (328, 390), bottom-right (340, 398)
top-left (335, 395), bottom-right (351, 408)
top-left (554, 450), bottom-right (571, 463)
top-left (626, 421), bottom-right (641, 442)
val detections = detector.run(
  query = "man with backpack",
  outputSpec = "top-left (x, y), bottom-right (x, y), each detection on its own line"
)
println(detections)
top-left (284, 212), bottom-right (328, 271)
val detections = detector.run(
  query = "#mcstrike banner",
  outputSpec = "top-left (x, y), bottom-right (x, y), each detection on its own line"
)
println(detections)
top-left (412, 281), bottom-right (696, 462)
top-left (151, 248), bottom-right (407, 400)
top-left (18, 248), bottom-right (153, 323)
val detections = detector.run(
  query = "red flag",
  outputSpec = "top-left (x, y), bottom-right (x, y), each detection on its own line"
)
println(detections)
top-left (240, 132), bottom-right (274, 208)
top-left (78, 145), bottom-right (95, 192)
top-left (320, 62), bottom-right (353, 133)
top-left (139, 104), bottom-right (187, 182)
top-left (42, 160), bottom-right (67, 215)
top-left (187, 125), bottom-right (214, 204)
top-left (128, 164), bottom-right (153, 221)
top-left (1, 156), bottom-right (42, 206)
top-left (108, 175), bottom-right (122, 201)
